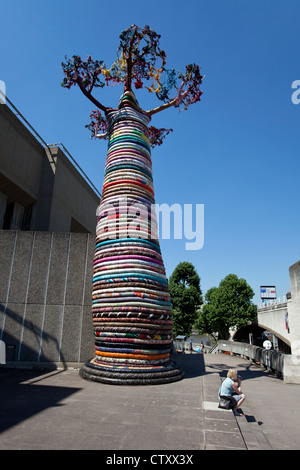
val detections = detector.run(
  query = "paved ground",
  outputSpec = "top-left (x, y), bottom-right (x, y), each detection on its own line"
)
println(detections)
top-left (0, 352), bottom-right (299, 452)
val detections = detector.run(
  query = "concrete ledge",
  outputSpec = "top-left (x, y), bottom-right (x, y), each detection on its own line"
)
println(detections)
top-left (202, 401), bottom-right (231, 412)
top-left (282, 355), bottom-right (300, 384)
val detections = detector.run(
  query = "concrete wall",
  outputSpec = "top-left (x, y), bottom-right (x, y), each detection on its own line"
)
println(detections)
top-left (0, 230), bottom-right (95, 367)
top-left (0, 105), bottom-right (100, 233)
top-left (34, 146), bottom-right (100, 233)
top-left (288, 261), bottom-right (300, 356)
top-left (257, 260), bottom-right (300, 357)
top-left (0, 104), bottom-right (44, 202)
top-left (241, 261), bottom-right (300, 383)
top-left (257, 302), bottom-right (290, 345)
top-left (284, 261), bottom-right (300, 383)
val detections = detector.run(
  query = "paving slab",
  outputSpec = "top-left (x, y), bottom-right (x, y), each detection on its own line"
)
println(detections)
top-left (0, 352), bottom-right (299, 452)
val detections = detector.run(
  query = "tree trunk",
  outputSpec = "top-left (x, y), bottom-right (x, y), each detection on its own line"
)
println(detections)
top-left (80, 91), bottom-right (183, 384)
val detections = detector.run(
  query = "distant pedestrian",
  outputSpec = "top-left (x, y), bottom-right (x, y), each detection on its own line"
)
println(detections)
top-left (219, 369), bottom-right (246, 416)
top-left (200, 341), bottom-right (204, 353)
top-left (189, 339), bottom-right (193, 353)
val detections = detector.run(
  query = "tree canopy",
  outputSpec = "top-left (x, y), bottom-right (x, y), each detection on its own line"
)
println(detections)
top-left (168, 262), bottom-right (203, 337)
top-left (195, 274), bottom-right (257, 340)
top-left (61, 24), bottom-right (203, 147)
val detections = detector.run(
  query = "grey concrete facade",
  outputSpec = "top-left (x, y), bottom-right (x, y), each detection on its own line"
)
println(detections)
top-left (0, 98), bottom-right (102, 368)
top-left (257, 260), bottom-right (300, 383)
top-left (0, 104), bottom-right (100, 233)
top-left (257, 301), bottom-right (289, 345)
top-left (283, 261), bottom-right (300, 383)
top-left (0, 230), bottom-right (95, 366)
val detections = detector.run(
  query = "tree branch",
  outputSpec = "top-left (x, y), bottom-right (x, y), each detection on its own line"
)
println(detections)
top-left (95, 132), bottom-right (108, 139)
top-left (146, 98), bottom-right (177, 116)
top-left (146, 82), bottom-right (189, 116)
top-left (74, 73), bottom-right (108, 113)
top-left (88, 73), bottom-right (97, 95)
top-left (125, 28), bottom-right (137, 91)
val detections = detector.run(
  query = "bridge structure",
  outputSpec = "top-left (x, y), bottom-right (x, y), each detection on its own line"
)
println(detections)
top-left (231, 260), bottom-right (300, 384)
top-left (256, 298), bottom-right (289, 347)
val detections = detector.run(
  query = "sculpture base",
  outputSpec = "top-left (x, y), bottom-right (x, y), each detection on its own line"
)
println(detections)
top-left (80, 358), bottom-right (184, 385)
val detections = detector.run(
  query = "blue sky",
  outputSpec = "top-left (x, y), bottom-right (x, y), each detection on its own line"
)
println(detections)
top-left (1, 0), bottom-right (300, 304)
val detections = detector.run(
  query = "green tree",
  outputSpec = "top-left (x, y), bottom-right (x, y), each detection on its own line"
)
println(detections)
top-left (195, 274), bottom-right (257, 340)
top-left (169, 262), bottom-right (203, 337)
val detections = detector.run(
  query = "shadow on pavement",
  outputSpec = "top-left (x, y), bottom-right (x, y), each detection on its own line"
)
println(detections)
top-left (204, 357), bottom-right (280, 381)
top-left (0, 368), bottom-right (81, 434)
top-left (171, 352), bottom-right (205, 379)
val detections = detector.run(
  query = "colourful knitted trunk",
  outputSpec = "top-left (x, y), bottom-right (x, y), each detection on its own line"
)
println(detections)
top-left (80, 91), bottom-right (183, 384)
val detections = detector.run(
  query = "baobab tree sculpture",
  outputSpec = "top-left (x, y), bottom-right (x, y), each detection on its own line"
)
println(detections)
top-left (62, 25), bottom-right (203, 384)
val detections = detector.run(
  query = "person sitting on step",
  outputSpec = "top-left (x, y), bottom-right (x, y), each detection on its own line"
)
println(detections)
top-left (220, 368), bottom-right (246, 416)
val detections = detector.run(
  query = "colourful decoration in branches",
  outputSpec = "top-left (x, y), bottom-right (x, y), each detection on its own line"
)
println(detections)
top-left (61, 25), bottom-right (204, 385)
top-left (62, 24), bottom-right (204, 146)
top-left (148, 126), bottom-right (173, 148)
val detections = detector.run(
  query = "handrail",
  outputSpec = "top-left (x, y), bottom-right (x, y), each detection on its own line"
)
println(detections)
top-left (1, 92), bottom-right (101, 198)
top-left (215, 340), bottom-right (285, 377)
top-left (2, 92), bottom-right (49, 148)
top-left (258, 297), bottom-right (287, 309)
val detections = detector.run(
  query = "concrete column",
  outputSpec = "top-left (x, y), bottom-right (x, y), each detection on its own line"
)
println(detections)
top-left (0, 192), bottom-right (7, 228)
top-left (284, 261), bottom-right (300, 383)
top-left (289, 261), bottom-right (300, 356)
top-left (9, 202), bottom-right (25, 229)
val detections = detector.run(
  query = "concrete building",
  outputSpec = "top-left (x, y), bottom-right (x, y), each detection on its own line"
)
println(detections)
top-left (279, 261), bottom-right (300, 383)
top-left (0, 101), bottom-right (100, 233)
top-left (0, 98), bottom-right (101, 367)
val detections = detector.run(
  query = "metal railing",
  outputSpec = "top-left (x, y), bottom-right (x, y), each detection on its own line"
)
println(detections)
top-left (215, 340), bottom-right (285, 377)
top-left (258, 296), bottom-right (287, 309)
top-left (1, 92), bottom-right (101, 198)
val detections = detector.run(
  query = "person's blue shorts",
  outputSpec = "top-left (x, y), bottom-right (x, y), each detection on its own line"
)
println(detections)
top-left (233, 394), bottom-right (243, 403)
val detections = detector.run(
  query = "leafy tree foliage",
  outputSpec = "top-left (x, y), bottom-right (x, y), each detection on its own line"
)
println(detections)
top-left (195, 274), bottom-right (257, 340)
top-left (168, 262), bottom-right (203, 337)
top-left (61, 24), bottom-right (203, 147)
